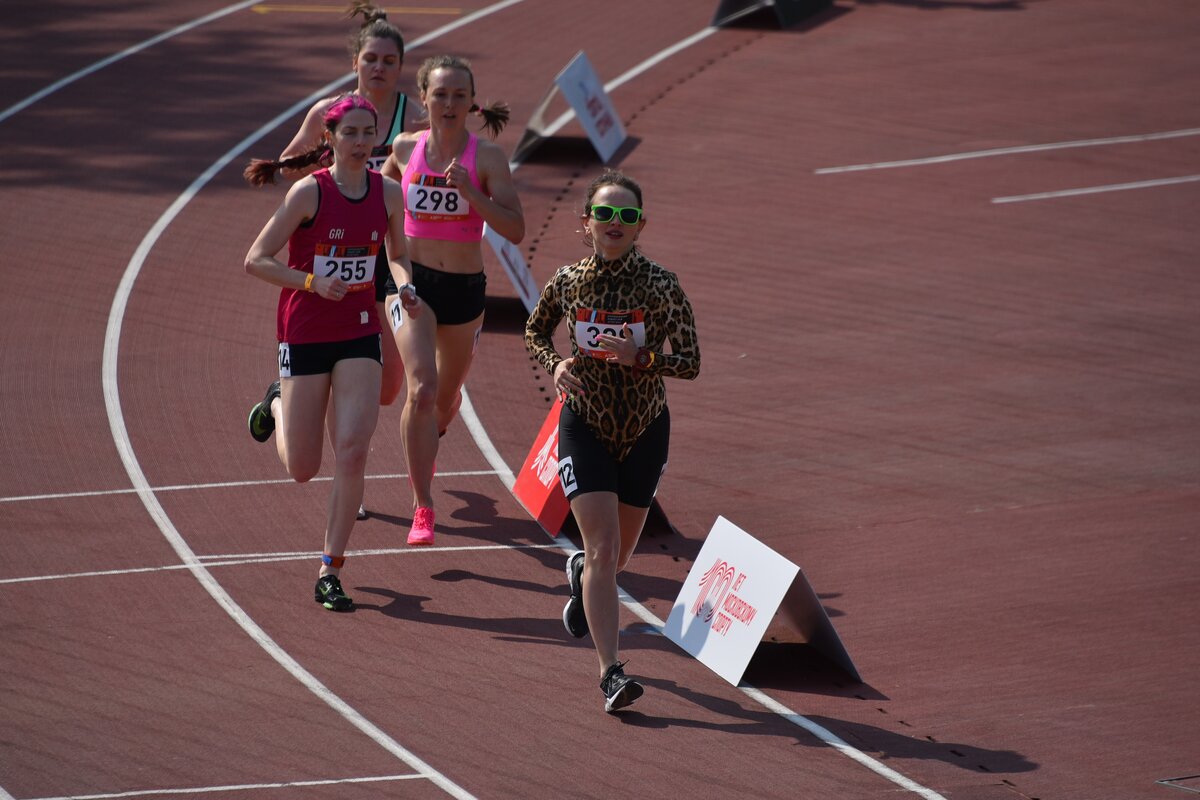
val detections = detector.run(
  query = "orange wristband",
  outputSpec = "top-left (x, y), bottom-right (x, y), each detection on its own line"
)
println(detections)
top-left (304, 272), bottom-right (315, 292)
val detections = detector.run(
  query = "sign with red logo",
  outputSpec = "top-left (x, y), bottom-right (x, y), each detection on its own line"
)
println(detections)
top-left (512, 398), bottom-right (571, 534)
top-left (664, 516), bottom-right (859, 686)
top-left (510, 50), bottom-right (628, 166)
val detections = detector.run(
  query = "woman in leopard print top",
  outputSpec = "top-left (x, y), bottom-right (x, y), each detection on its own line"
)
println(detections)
top-left (525, 169), bottom-right (700, 711)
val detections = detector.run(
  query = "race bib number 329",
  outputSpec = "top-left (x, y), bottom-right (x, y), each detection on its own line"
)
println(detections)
top-left (574, 308), bottom-right (645, 359)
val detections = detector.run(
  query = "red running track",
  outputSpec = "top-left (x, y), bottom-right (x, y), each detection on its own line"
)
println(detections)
top-left (1, 1), bottom-right (1198, 798)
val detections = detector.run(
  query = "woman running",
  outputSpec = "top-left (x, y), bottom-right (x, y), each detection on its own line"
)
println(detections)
top-left (245, 94), bottom-right (420, 611)
top-left (525, 170), bottom-right (701, 711)
top-left (381, 54), bottom-right (524, 546)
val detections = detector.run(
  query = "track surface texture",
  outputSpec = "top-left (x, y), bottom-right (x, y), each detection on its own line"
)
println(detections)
top-left (2, 2), bottom-right (1198, 799)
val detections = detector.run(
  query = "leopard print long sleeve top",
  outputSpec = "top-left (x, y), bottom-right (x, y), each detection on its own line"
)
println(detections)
top-left (525, 249), bottom-right (700, 461)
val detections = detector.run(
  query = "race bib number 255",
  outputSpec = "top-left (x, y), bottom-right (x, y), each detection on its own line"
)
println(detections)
top-left (314, 243), bottom-right (378, 291)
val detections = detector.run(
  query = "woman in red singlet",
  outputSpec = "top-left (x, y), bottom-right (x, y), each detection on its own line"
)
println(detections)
top-left (244, 95), bottom-right (420, 612)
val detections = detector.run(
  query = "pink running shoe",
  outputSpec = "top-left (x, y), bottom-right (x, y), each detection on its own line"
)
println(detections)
top-left (407, 507), bottom-right (435, 546)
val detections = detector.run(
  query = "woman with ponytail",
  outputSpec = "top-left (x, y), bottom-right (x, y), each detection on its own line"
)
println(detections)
top-left (380, 54), bottom-right (524, 547)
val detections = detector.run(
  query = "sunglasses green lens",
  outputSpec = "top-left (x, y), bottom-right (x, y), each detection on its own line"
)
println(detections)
top-left (591, 205), bottom-right (642, 225)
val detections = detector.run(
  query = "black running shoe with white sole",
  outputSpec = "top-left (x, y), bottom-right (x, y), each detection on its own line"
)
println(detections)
top-left (248, 380), bottom-right (281, 443)
top-left (314, 574), bottom-right (353, 612)
top-left (563, 550), bottom-right (588, 638)
top-left (600, 660), bottom-right (643, 712)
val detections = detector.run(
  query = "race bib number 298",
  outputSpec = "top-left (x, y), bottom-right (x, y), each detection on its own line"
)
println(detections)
top-left (407, 175), bottom-right (469, 221)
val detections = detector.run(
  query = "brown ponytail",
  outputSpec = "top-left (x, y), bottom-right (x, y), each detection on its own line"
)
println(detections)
top-left (243, 145), bottom-right (332, 186)
top-left (470, 101), bottom-right (510, 139)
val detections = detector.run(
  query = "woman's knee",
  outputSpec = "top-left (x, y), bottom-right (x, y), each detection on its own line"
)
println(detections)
top-left (405, 374), bottom-right (438, 413)
top-left (585, 537), bottom-right (621, 576)
top-left (334, 435), bottom-right (372, 473)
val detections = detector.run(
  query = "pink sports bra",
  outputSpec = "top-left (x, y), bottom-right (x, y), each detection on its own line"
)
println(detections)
top-left (401, 129), bottom-right (486, 242)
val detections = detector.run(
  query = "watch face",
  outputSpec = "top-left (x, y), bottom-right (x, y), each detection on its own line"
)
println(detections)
top-left (637, 349), bottom-right (652, 368)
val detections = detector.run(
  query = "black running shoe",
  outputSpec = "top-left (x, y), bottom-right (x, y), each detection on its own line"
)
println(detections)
top-left (248, 381), bottom-right (281, 443)
top-left (563, 550), bottom-right (588, 638)
top-left (314, 574), bottom-right (353, 612)
top-left (600, 661), bottom-right (643, 712)
top-left (356, 503), bottom-right (368, 521)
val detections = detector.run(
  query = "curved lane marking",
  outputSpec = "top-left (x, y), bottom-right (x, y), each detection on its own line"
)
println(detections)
top-left (0, 1), bottom-right (261, 125)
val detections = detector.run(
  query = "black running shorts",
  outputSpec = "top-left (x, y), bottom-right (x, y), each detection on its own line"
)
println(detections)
top-left (386, 261), bottom-right (486, 325)
top-left (557, 404), bottom-right (670, 508)
top-left (279, 333), bottom-right (382, 377)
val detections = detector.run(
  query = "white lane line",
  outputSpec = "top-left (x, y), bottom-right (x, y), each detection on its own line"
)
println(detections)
top-left (27, 774), bottom-right (418, 800)
top-left (0, 543), bottom-right (558, 585)
top-left (459, 29), bottom-right (949, 800)
top-left (992, 173), bottom-right (1200, 204)
top-left (814, 127), bottom-right (1200, 174)
top-left (100, 3), bottom-right (527, 799)
top-left (0, 469), bottom-right (501, 504)
top-left (0, 1), bottom-right (261, 125)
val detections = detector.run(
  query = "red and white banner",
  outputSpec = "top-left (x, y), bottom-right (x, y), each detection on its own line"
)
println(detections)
top-left (664, 516), bottom-right (859, 685)
top-left (512, 398), bottom-right (571, 534)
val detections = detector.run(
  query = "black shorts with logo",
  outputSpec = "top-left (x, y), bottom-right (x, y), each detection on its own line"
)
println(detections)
top-left (556, 404), bottom-right (670, 508)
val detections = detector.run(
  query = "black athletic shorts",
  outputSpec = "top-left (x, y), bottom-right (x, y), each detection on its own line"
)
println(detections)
top-left (386, 261), bottom-right (486, 325)
top-left (278, 333), bottom-right (382, 377)
top-left (557, 404), bottom-right (670, 508)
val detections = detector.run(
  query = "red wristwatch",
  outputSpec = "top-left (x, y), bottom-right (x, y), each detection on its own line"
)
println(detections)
top-left (635, 348), bottom-right (656, 370)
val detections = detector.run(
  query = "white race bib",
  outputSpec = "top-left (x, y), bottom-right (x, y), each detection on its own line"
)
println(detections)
top-left (278, 342), bottom-right (292, 378)
top-left (407, 176), bottom-right (469, 221)
top-left (573, 308), bottom-right (646, 359)
top-left (386, 294), bottom-right (405, 333)
top-left (312, 243), bottom-right (377, 292)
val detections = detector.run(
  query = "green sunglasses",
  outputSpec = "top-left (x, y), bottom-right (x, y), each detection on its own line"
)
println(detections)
top-left (589, 205), bottom-right (643, 225)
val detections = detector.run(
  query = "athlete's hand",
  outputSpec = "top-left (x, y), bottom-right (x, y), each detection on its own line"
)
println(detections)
top-left (554, 358), bottom-right (585, 400)
top-left (596, 323), bottom-right (638, 366)
top-left (446, 159), bottom-right (468, 190)
top-left (316, 275), bottom-right (350, 301)
top-left (399, 283), bottom-right (421, 318)
top-left (444, 159), bottom-right (477, 201)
